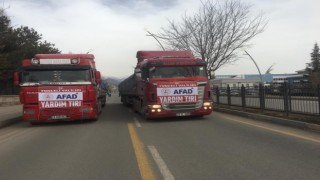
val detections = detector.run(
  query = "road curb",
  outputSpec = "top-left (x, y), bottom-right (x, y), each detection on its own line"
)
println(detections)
top-left (213, 108), bottom-right (320, 132)
top-left (0, 116), bottom-right (22, 128)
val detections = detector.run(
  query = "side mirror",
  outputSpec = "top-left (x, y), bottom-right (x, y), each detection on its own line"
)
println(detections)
top-left (134, 68), bottom-right (141, 73)
top-left (13, 72), bottom-right (20, 86)
top-left (95, 71), bottom-right (102, 84)
top-left (149, 67), bottom-right (156, 72)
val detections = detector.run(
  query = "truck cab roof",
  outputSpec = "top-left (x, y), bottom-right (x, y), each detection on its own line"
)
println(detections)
top-left (136, 50), bottom-right (194, 63)
top-left (35, 54), bottom-right (94, 59)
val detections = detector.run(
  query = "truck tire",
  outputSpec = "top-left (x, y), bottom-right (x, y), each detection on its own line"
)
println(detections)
top-left (92, 99), bottom-right (102, 121)
top-left (140, 103), bottom-right (150, 120)
top-left (101, 96), bottom-right (106, 107)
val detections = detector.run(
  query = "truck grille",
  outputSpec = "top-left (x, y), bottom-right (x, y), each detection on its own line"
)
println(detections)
top-left (162, 85), bottom-right (205, 111)
top-left (40, 108), bottom-right (75, 116)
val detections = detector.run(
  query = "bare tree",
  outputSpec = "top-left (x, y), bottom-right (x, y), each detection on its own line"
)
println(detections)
top-left (154, 0), bottom-right (267, 78)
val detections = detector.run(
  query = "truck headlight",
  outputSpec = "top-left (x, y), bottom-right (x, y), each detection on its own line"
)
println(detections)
top-left (24, 109), bottom-right (35, 114)
top-left (31, 59), bottom-right (40, 65)
top-left (71, 58), bottom-right (80, 64)
top-left (149, 104), bottom-right (161, 109)
top-left (148, 104), bottom-right (162, 113)
top-left (80, 107), bottom-right (93, 112)
top-left (203, 102), bottom-right (212, 106)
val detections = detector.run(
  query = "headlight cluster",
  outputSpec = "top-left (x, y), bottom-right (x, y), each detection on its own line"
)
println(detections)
top-left (71, 58), bottom-right (80, 64)
top-left (148, 104), bottom-right (162, 113)
top-left (80, 107), bottom-right (93, 112)
top-left (24, 109), bottom-right (35, 114)
top-left (31, 58), bottom-right (40, 65)
top-left (203, 102), bottom-right (212, 110)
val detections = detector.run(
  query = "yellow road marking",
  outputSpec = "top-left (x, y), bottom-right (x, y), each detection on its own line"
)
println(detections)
top-left (128, 123), bottom-right (156, 180)
top-left (224, 116), bottom-right (320, 144)
top-left (0, 129), bottom-right (32, 144)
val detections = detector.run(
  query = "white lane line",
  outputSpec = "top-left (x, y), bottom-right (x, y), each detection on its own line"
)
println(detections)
top-left (134, 117), bottom-right (142, 128)
top-left (148, 145), bottom-right (175, 180)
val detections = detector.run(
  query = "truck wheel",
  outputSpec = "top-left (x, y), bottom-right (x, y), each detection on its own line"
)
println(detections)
top-left (141, 106), bottom-right (150, 120)
top-left (122, 96), bottom-right (128, 106)
top-left (142, 112), bottom-right (151, 120)
top-left (98, 99), bottom-right (102, 114)
top-left (101, 97), bottom-right (106, 107)
top-left (133, 99), bottom-right (139, 113)
top-left (93, 99), bottom-right (102, 121)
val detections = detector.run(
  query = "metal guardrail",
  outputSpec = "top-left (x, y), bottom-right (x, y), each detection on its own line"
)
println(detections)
top-left (0, 95), bottom-right (20, 106)
top-left (212, 84), bottom-right (320, 116)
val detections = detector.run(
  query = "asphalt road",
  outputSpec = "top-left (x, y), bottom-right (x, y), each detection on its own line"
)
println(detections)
top-left (0, 95), bottom-right (320, 180)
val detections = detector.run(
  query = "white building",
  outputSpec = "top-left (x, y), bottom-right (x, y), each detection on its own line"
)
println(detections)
top-left (210, 78), bottom-right (260, 88)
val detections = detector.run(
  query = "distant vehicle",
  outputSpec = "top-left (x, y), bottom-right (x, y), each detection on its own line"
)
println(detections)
top-left (246, 89), bottom-right (259, 96)
top-left (289, 89), bottom-right (303, 96)
top-left (230, 89), bottom-right (240, 96)
top-left (14, 54), bottom-right (106, 124)
top-left (118, 50), bottom-right (212, 119)
top-left (219, 89), bottom-right (227, 95)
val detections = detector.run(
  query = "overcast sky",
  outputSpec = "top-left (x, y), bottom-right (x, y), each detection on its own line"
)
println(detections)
top-left (4, 0), bottom-right (320, 78)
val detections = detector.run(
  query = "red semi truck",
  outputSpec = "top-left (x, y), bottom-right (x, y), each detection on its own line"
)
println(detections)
top-left (118, 50), bottom-right (212, 119)
top-left (14, 54), bottom-right (106, 124)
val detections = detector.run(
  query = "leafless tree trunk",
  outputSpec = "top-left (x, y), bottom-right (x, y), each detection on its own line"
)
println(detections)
top-left (154, 0), bottom-right (267, 79)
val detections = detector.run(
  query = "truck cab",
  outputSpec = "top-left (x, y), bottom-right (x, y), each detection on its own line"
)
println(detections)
top-left (15, 54), bottom-right (106, 123)
top-left (119, 50), bottom-right (212, 119)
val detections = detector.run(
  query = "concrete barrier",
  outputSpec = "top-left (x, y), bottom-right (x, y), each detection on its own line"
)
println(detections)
top-left (0, 95), bottom-right (21, 106)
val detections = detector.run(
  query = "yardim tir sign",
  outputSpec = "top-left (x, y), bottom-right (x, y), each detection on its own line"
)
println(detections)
top-left (38, 88), bottom-right (83, 108)
top-left (157, 82), bottom-right (198, 104)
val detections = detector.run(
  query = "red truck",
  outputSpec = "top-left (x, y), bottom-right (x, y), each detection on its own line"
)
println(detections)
top-left (118, 50), bottom-right (212, 119)
top-left (14, 54), bottom-right (107, 124)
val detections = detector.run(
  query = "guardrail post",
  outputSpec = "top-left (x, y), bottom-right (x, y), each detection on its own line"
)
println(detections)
top-left (283, 82), bottom-right (289, 116)
top-left (288, 84), bottom-right (292, 113)
top-left (318, 84), bottom-right (320, 116)
top-left (216, 87), bottom-right (220, 105)
top-left (227, 85), bottom-right (231, 106)
top-left (241, 85), bottom-right (246, 108)
top-left (259, 83), bottom-right (265, 112)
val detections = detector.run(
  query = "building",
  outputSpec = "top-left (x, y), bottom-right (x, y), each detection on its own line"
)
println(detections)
top-left (273, 74), bottom-right (306, 85)
top-left (210, 78), bottom-right (260, 88)
top-left (212, 73), bottom-right (308, 88)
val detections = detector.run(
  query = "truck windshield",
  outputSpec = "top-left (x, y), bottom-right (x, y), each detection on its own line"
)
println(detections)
top-left (149, 66), bottom-right (207, 78)
top-left (21, 69), bottom-right (91, 84)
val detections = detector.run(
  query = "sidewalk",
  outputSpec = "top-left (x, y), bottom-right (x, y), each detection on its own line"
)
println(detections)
top-left (0, 104), bottom-right (22, 128)
top-left (213, 107), bottom-right (320, 132)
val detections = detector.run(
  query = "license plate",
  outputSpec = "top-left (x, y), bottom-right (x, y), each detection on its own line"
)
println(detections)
top-left (176, 112), bottom-right (190, 116)
top-left (50, 115), bottom-right (67, 120)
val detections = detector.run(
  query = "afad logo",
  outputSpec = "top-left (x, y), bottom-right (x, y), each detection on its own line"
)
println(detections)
top-left (173, 88), bottom-right (194, 95)
top-left (42, 93), bottom-right (54, 100)
top-left (56, 93), bottom-right (79, 100)
top-left (161, 89), bottom-right (171, 95)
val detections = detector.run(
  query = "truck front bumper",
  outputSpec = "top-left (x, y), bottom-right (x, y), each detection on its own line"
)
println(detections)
top-left (22, 104), bottom-right (98, 123)
top-left (145, 107), bottom-right (212, 119)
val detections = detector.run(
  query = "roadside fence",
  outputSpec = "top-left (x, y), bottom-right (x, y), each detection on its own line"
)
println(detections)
top-left (212, 83), bottom-right (320, 116)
